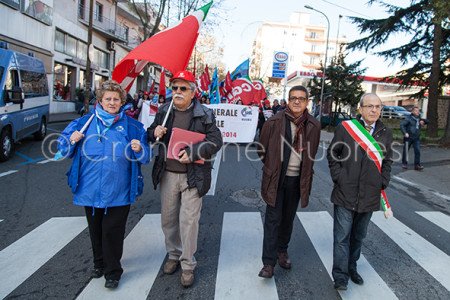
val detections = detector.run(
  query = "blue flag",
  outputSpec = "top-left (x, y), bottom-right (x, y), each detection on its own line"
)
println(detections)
top-left (231, 59), bottom-right (250, 81)
top-left (209, 67), bottom-right (220, 104)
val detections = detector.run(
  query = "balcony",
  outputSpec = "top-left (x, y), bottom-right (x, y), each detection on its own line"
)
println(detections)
top-left (78, 4), bottom-right (127, 43)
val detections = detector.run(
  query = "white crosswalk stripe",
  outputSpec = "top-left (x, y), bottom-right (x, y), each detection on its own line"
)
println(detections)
top-left (206, 149), bottom-right (223, 196)
top-left (215, 212), bottom-right (278, 300)
top-left (77, 214), bottom-right (166, 299)
top-left (297, 211), bottom-right (398, 300)
top-left (1, 211), bottom-right (450, 298)
top-left (416, 211), bottom-right (450, 233)
top-left (371, 212), bottom-right (450, 291)
top-left (0, 217), bottom-right (87, 299)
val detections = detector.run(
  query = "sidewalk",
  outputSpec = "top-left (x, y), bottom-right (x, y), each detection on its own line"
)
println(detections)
top-left (48, 112), bottom-right (79, 124)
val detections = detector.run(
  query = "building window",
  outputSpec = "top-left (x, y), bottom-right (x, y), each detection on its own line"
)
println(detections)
top-left (55, 29), bottom-right (65, 53)
top-left (78, 0), bottom-right (85, 19)
top-left (94, 2), bottom-right (103, 22)
top-left (309, 32), bottom-right (317, 39)
top-left (0, 0), bottom-right (20, 10)
top-left (65, 35), bottom-right (77, 57)
top-left (22, 0), bottom-right (53, 25)
top-left (77, 41), bottom-right (87, 61)
top-left (53, 63), bottom-right (76, 101)
top-left (310, 57), bottom-right (317, 65)
top-left (94, 49), bottom-right (109, 69)
top-left (311, 44), bottom-right (317, 52)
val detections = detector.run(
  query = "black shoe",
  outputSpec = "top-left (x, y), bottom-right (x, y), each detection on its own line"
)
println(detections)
top-left (415, 164), bottom-right (424, 171)
top-left (350, 271), bottom-right (364, 285)
top-left (104, 279), bottom-right (119, 289)
top-left (91, 268), bottom-right (104, 278)
top-left (334, 281), bottom-right (348, 290)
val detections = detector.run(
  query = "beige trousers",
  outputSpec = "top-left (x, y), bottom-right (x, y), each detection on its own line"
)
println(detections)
top-left (160, 171), bottom-right (203, 271)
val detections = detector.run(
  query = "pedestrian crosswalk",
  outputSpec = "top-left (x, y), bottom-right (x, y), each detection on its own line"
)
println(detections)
top-left (371, 212), bottom-right (450, 291)
top-left (0, 211), bottom-right (449, 299)
top-left (298, 212), bottom-right (398, 300)
top-left (0, 217), bottom-right (87, 299)
top-left (416, 211), bottom-right (450, 233)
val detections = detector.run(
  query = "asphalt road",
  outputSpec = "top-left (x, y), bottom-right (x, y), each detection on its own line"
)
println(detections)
top-left (0, 121), bottom-right (449, 300)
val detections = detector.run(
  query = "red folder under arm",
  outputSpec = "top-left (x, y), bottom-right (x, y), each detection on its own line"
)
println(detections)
top-left (167, 127), bottom-right (206, 164)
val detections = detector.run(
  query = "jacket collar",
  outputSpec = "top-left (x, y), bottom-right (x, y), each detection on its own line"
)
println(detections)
top-left (357, 117), bottom-right (385, 133)
top-left (275, 110), bottom-right (319, 128)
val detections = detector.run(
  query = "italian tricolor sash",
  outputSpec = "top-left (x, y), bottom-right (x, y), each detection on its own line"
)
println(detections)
top-left (341, 119), bottom-right (392, 218)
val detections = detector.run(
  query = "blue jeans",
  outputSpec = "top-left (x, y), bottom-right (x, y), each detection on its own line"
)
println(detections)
top-left (332, 205), bottom-right (372, 284)
top-left (402, 137), bottom-right (421, 165)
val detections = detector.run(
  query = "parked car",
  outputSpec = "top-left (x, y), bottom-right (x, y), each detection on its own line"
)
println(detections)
top-left (0, 44), bottom-right (50, 161)
top-left (381, 105), bottom-right (411, 119)
top-left (321, 111), bottom-right (352, 128)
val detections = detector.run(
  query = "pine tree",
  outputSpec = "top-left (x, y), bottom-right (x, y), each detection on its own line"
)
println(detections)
top-left (346, 0), bottom-right (450, 139)
top-left (309, 47), bottom-right (366, 125)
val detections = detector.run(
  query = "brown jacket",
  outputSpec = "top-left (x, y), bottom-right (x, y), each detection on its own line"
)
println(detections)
top-left (258, 111), bottom-right (321, 207)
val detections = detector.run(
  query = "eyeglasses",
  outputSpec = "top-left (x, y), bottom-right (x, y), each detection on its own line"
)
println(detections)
top-left (102, 97), bottom-right (121, 103)
top-left (172, 85), bottom-right (190, 92)
top-left (361, 105), bottom-right (383, 110)
top-left (289, 96), bottom-right (308, 103)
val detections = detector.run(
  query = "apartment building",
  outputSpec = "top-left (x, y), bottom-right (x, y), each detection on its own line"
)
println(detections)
top-left (0, 0), bottom-right (158, 113)
top-left (250, 12), bottom-right (342, 81)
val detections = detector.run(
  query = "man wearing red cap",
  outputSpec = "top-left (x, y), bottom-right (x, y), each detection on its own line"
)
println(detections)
top-left (257, 85), bottom-right (320, 278)
top-left (147, 70), bottom-right (223, 287)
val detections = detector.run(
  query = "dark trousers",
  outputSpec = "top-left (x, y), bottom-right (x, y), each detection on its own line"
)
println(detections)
top-left (402, 137), bottom-right (421, 165)
top-left (85, 205), bottom-right (130, 281)
top-left (332, 205), bottom-right (372, 284)
top-left (262, 176), bottom-right (300, 266)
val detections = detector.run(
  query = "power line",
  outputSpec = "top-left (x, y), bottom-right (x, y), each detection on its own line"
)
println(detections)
top-left (320, 0), bottom-right (372, 18)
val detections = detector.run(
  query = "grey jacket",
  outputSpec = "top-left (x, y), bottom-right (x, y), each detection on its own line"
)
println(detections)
top-left (400, 115), bottom-right (428, 140)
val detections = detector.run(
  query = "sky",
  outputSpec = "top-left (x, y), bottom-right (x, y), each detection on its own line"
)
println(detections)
top-left (213, 0), bottom-right (412, 77)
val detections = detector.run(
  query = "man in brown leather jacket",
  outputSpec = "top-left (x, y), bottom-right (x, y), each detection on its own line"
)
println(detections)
top-left (257, 85), bottom-right (320, 278)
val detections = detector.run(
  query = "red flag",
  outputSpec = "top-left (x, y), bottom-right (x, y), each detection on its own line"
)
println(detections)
top-left (226, 78), bottom-right (256, 105)
top-left (224, 71), bottom-right (233, 94)
top-left (149, 104), bottom-right (158, 115)
top-left (199, 65), bottom-right (211, 92)
top-left (112, 2), bottom-right (213, 91)
top-left (159, 68), bottom-right (166, 97)
top-left (252, 79), bottom-right (267, 103)
top-left (149, 81), bottom-right (155, 94)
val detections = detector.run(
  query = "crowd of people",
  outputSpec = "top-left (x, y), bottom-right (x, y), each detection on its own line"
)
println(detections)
top-left (57, 70), bottom-right (398, 293)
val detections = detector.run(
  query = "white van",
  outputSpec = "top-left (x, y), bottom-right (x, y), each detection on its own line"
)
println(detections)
top-left (0, 43), bottom-right (49, 161)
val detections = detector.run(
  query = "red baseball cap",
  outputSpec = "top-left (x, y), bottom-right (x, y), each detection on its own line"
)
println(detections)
top-left (170, 70), bottom-right (196, 83)
top-left (264, 99), bottom-right (271, 106)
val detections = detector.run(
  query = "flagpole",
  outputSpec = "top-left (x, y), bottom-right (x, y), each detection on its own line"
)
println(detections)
top-left (156, 100), bottom-right (174, 142)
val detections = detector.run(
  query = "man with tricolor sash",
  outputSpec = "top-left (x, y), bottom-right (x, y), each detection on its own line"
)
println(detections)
top-left (327, 93), bottom-right (393, 290)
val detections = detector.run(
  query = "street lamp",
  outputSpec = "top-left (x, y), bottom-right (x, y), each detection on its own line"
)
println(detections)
top-left (305, 5), bottom-right (330, 122)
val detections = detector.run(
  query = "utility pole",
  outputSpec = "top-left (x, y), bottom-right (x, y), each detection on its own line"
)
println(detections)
top-left (84, 0), bottom-right (94, 113)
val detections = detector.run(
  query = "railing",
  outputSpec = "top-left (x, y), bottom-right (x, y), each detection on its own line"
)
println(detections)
top-left (78, 4), bottom-right (127, 42)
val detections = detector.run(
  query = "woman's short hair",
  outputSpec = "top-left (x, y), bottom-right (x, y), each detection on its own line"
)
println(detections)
top-left (96, 80), bottom-right (126, 104)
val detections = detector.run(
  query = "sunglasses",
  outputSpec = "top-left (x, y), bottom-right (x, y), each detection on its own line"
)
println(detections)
top-left (172, 85), bottom-right (190, 92)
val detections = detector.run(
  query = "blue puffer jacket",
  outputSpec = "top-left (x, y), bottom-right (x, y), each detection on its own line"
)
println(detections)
top-left (58, 112), bottom-right (150, 208)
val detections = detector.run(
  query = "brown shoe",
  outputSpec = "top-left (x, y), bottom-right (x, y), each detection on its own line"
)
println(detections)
top-left (277, 251), bottom-right (292, 269)
top-left (163, 259), bottom-right (179, 275)
top-left (258, 265), bottom-right (274, 278)
top-left (181, 270), bottom-right (194, 287)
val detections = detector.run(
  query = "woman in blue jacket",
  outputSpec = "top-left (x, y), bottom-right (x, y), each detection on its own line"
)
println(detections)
top-left (57, 80), bottom-right (150, 289)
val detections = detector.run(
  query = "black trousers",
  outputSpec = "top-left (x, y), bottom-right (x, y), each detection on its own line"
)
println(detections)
top-left (85, 205), bottom-right (130, 281)
top-left (262, 176), bottom-right (300, 266)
